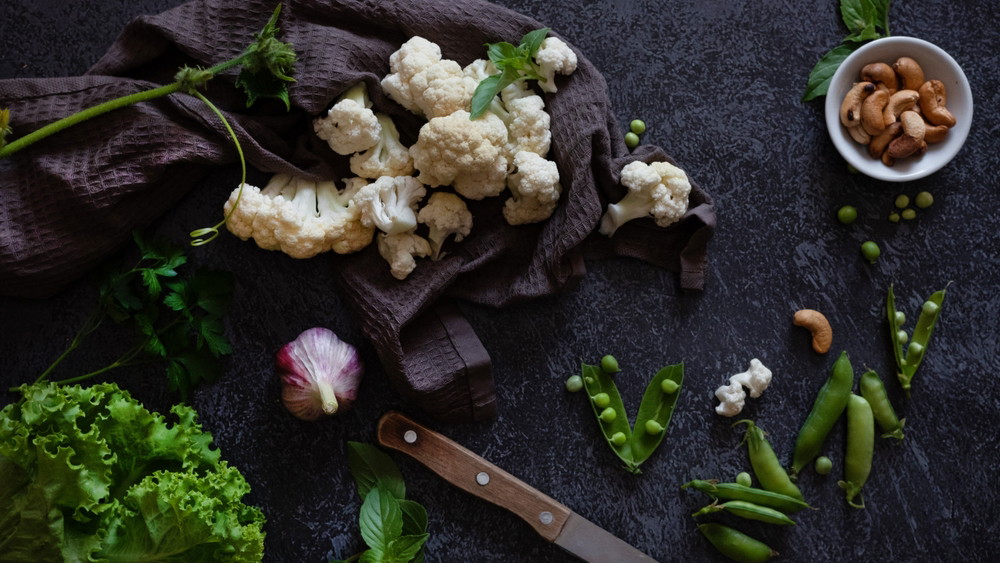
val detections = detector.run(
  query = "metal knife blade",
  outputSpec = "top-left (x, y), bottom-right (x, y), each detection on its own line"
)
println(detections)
top-left (376, 411), bottom-right (659, 563)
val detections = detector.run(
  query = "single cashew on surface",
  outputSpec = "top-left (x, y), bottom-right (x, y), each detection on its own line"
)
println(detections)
top-left (793, 309), bottom-right (833, 354)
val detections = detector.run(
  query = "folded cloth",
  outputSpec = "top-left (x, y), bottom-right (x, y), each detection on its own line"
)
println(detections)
top-left (0, 0), bottom-right (715, 422)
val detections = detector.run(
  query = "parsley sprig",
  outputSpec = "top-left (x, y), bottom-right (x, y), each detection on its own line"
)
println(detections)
top-left (469, 28), bottom-right (550, 119)
top-left (802, 0), bottom-right (891, 101)
top-left (31, 232), bottom-right (234, 401)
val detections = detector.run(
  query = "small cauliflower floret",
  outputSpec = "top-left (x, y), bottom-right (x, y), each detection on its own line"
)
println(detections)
top-left (714, 380), bottom-right (746, 417)
top-left (224, 179), bottom-right (283, 251)
top-left (381, 36), bottom-right (476, 118)
top-left (350, 113), bottom-right (415, 179)
top-left (503, 151), bottom-right (562, 225)
top-left (377, 231), bottom-right (431, 280)
top-left (322, 178), bottom-right (376, 254)
top-left (313, 82), bottom-right (381, 155)
top-left (354, 176), bottom-right (427, 236)
top-left (599, 160), bottom-right (691, 236)
top-left (381, 36), bottom-right (441, 114)
top-left (410, 110), bottom-right (509, 200)
top-left (729, 359), bottom-right (773, 398)
top-left (417, 192), bottom-right (473, 260)
top-left (534, 37), bottom-right (578, 93)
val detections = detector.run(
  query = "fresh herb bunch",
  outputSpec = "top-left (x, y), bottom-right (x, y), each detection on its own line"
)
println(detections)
top-left (470, 28), bottom-right (550, 118)
top-left (802, 0), bottom-right (891, 101)
top-left (332, 442), bottom-right (430, 563)
top-left (31, 232), bottom-right (234, 401)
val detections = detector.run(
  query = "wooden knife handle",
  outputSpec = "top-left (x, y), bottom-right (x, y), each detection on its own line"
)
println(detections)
top-left (377, 411), bottom-right (571, 541)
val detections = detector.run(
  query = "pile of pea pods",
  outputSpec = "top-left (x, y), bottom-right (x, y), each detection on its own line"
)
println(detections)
top-left (686, 283), bottom-right (947, 562)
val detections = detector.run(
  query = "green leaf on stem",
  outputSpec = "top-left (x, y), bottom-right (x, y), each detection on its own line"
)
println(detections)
top-left (359, 487), bottom-right (403, 553)
top-left (803, 42), bottom-right (860, 101)
top-left (347, 442), bottom-right (406, 500)
top-left (235, 4), bottom-right (297, 109)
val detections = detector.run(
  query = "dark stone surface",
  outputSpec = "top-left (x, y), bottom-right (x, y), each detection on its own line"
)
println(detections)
top-left (2, 1), bottom-right (999, 562)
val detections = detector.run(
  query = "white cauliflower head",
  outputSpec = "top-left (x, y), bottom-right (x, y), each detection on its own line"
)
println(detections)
top-left (599, 160), bottom-right (691, 236)
top-left (534, 37), bottom-right (578, 93)
top-left (729, 359), bottom-right (773, 399)
top-left (714, 380), bottom-right (746, 417)
top-left (353, 176), bottom-right (427, 235)
top-left (417, 191), bottom-right (473, 260)
top-left (503, 151), bottom-right (562, 225)
top-left (377, 231), bottom-right (431, 280)
top-left (349, 113), bottom-right (414, 179)
top-left (313, 82), bottom-right (381, 155)
top-left (410, 110), bottom-right (509, 200)
top-left (381, 36), bottom-right (477, 118)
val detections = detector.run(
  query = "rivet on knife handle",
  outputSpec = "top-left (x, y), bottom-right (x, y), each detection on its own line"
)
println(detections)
top-left (376, 411), bottom-right (571, 541)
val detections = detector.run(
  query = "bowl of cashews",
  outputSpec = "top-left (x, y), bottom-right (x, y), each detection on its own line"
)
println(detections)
top-left (825, 36), bottom-right (972, 182)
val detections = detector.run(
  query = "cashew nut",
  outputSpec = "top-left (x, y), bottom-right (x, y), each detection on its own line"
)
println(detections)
top-left (925, 124), bottom-right (950, 144)
top-left (899, 110), bottom-right (926, 141)
top-left (793, 309), bottom-right (832, 354)
top-left (840, 82), bottom-right (875, 128)
top-left (847, 125), bottom-right (871, 144)
top-left (893, 56), bottom-right (926, 91)
top-left (860, 62), bottom-right (898, 91)
top-left (861, 89), bottom-right (889, 136)
top-left (918, 79), bottom-right (957, 127)
top-left (868, 121), bottom-right (903, 158)
top-left (881, 89), bottom-right (919, 127)
top-left (887, 133), bottom-right (927, 159)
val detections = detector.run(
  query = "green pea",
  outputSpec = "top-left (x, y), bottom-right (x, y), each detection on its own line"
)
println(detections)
top-left (737, 420), bottom-right (804, 501)
top-left (922, 300), bottom-right (939, 315)
top-left (896, 330), bottom-right (908, 344)
top-left (698, 523), bottom-right (777, 563)
top-left (600, 354), bottom-right (620, 374)
top-left (736, 472), bottom-right (752, 488)
top-left (564, 375), bottom-right (583, 392)
top-left (889, 212), bottom-right (901, 223)
top-left (901, 208), bottom-right (917, 220)
top-left (599, 407), bottom-right (617, 423)
top-left (837, 205), bottom-right (858, 225)
top-left (814, 455), bottom-right (833, 475)
top-left (681, 480), bottom-right (813, 513)
top-left (838, 394), bottom-right (874, 508)
top-left (584, 376), bottom-right (595, 385)
top-left (791, 351), bottom-right (854, 478)
top-left (693, 500), bottom-right (797, 526)
top-left (895, 194), bottom-right (910, 209)
top-left (644, 420), bottom-right (663, 435)
top-left (610, 431), bottom-right (627, 446)
top-left (593, 392), bottom-right (611, 408)
top-left (624, 131), bottom-right (639, 149)
top-left (629, 119), bottom-right (647, 135)
top-left (915, 191), bottom-right (934, 208)
top-left (895, 311), bottom-right (906, 325)
top-left (861, 241), bottom-right (881, 264)
top-left (660, 378), bottom-right (679, 394)
top-left (859, 370), bottom-right (905, 440)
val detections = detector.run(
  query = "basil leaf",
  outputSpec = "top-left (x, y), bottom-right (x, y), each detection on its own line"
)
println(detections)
top-left (840, 0), bottom-right (873, 35)
top-left (359, 487), bottom-right (403, 553)
top-left (385, 534), bottom-right (429, 563)
top-left (399, 499), bottom-right (427, 535)
top-left (520, 27), bottom-right (550, 57)
top-left (802, 42), bottom-right (860, 101)
top-left (845, 24), bottom-right (881, 43)
top-left (486, 42), bottom-right (520, 68)
top-left (469, 74), bottom-right (506, 118)
top-left (347, 442), bottom-right (406, 500)
top-left (868, 0), bottom-right (891, 34)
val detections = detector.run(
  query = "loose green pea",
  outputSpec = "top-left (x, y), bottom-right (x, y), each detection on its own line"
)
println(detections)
top-left (629, 119), bottom-right (647, 135)
top-left (837, 205), bottom-right (858, 225)
top-left (889, 212), bottom-right (901, 223)
top-left (915, 191), bottom-right (934, 208)
top-left (599, 407), bottom-right (617, 423)
top-left (901, 208), bottom-right (917, 220)
top-left (895, 194), bottom-right (910, 209)
top-left (736, 472), bottom-right (752, 487)
top-left (814, 455), bottom-right (833, 475)
top-left (565, 375), bottom-right (584, 392)
top-left (610, 431), bottom-right (627, 446)
top-left (600, 354), bottom-right (620, 374)
top-left (624, 131), bottom-right (639, 149)
top-left (861, 241), bottom-right (881, 264)
top-left (593, 392), bottom-right (611, 408)
top-left (644, 420), bottom-right (663, 435)
top-left (698, 523), bottom-right (777, 563)
top-left (660, 379), bottom-right (679, 394)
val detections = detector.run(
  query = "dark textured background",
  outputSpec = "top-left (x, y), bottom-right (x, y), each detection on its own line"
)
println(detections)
top-left (2, 1), bottom-right (999, 562)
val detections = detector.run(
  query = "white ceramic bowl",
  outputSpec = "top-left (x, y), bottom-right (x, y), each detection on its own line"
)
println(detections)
top-left (825, 36), bottom-right (972, 182)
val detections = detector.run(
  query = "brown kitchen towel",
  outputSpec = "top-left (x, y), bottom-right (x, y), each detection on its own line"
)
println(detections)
top-left (0, 0), bottom-right (715, 421)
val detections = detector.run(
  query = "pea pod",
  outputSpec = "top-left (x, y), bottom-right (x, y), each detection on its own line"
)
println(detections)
top-left (692, 500), bottom-right (796, 526)
top-left (838, 393), bottom-right (875, 508)
top-left (580, 362), bottom-right (636, 472)
top-left (736, 420), bottom-right (804, 501)
top-left (790, 350), bottom-right (854, 477)
top-left (698, 523), bottom-right (778, 563)
top-left (631, 363), bottom-right (684, 466)
top-left (681, 479), bottom-right (812, 513)
top-left (859, 370), bottom-right (905, 440)
top-left (888, 284), bottom-right (947, 396)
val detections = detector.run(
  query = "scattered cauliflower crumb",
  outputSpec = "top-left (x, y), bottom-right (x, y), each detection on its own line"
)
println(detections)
top-left (353, 175), bottom-right (427, 236)
top-left (714, 359), bottom-right (773, 417)
top-left (381, 36), bottom-right (477, 118)
top-left (409, 110), bottom-right (509, 200)
top-left (313, 82), bottom-right (381, 155)
top-left (350, 113), bottom-right (414, 179)
top-left (534, 37), bottom-right (578, 93)
top-left (503, 151), bottom-right (562, 225)
top-left (714, 380), bottom-right (746, 417)
top-left (599, 160), bottom-right (691, 236)
top-left (417, 192), bottom-right (473, 260)
top-left (377, 231), bottom-right (431, 280)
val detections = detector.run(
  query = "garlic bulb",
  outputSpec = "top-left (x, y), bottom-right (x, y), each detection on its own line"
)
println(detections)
top-left (276, 327), bottom-right (363, 420)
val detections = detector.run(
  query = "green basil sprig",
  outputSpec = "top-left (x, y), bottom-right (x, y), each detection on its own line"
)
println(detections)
top-left (469, 28), bottom-right (549, 118)
top-left (802, 0), bottom-right (892, 101)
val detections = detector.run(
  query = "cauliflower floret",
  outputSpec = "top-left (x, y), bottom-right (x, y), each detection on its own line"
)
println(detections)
top-left (353, 176), bottom-right (427, 235)
top-left (381, 36), bottom-right (477, 118)
top-left (714, 380), bottom-right (746, 417)
top-left (377, 231), bottom-right (431, 280)
top-left (350, 113), bottom-right (415, 179)
top-left (533, 37), bottom-right (578, 93)
top-left (224, 179), bottom-right (284, 251)
top-left (599, 160), bottom-right (691, 236)
top-left (410, 110), bottom-right (509, 200)
top-left (313, 82), bottom-right (381, 155)
top-left (503, 151), bottom-right (562, 225)
top-left (463, 64), bottom-right (552, 159)
top-left (417, 192), bottom-right (473, 260)
top-left (729, 359), bottom-right (773, 398)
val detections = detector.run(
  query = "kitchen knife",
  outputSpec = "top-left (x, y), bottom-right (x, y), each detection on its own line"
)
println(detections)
top-left (376, 411), bottom-right (659, 563)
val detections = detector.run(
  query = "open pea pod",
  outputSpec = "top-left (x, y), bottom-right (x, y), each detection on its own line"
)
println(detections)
top-left (580, 363), bottom-right (637, 472)
top-left (631, 363), bottom-right (684, 466)
top-left (888, 284), bottom-right (947, 395)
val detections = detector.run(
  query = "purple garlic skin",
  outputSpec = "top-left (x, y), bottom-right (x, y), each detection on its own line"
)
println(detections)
top-left (276, 327), bottom-right (363, 420)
